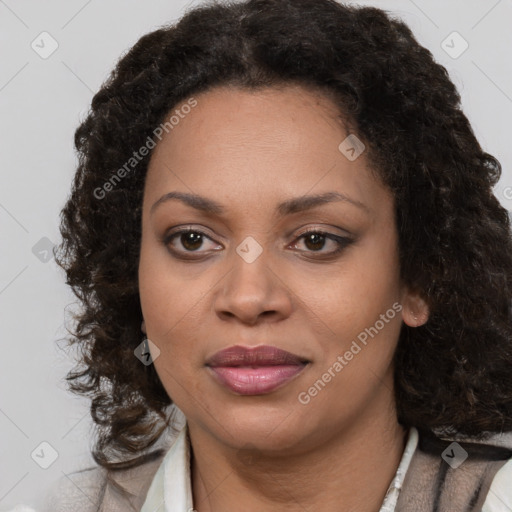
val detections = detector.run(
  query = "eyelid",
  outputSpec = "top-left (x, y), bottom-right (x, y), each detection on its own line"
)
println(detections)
top-left (162, 226), bottom-right (221, 249)
top-left (293, 224), bottom-right (353, 239)
top-left (289, 228), bottom-right (355, 255)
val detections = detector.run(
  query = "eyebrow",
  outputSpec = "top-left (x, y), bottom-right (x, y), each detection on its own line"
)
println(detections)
top-left (150, 190), bottom-right (369, 217)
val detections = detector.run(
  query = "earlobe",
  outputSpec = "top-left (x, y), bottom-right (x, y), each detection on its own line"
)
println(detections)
top-left (401, 290), bottom-right (429, 327)
top-left (141, 319), bottom-right (147, 334)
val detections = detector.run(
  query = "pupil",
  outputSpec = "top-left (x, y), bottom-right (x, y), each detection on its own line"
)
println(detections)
top-left (305, 233), bottom-right (325, 251)
top-left (182, 232), bottom-right (202, 251)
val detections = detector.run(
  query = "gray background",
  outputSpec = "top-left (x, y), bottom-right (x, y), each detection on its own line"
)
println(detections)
top-left (1, 0), bottom-right (511, 509)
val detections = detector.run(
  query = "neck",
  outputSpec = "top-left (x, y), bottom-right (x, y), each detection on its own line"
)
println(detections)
top-left (189, 394), bottom-right (407, 512)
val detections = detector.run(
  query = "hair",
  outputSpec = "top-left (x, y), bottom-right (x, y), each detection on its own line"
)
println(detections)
top-left (55, 0), bottom-right (512, 475)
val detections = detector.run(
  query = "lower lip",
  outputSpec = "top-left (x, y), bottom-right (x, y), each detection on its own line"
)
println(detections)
top-left (208, 364), bottom-right (307, 395)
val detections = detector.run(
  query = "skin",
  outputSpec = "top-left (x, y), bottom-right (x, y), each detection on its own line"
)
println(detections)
top-left (138, 84), bottom-right (429, 512)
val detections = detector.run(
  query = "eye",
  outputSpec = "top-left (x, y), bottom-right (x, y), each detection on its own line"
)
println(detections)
top-left (290, 229), bottom-right (354, 256)
top-left (163, 227), bottom-right (222, 258)
top-left (162, 226), bottom-right (354, 260)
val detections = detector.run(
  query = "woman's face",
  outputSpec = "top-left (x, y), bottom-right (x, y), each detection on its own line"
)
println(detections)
top-left (138, 84), bottom-right (427, 453)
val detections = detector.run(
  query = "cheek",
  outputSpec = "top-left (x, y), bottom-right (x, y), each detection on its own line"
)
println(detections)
top-left (139, 259), bottom-right (202, 401)
top-left (139, 238), bottom-right (198, 333)
top-left (298, 234), bottom-right (403, 381)
top-left (305, 236), bottom-right (401, 333)
top-left (138, 244), bottom-right (214, 385)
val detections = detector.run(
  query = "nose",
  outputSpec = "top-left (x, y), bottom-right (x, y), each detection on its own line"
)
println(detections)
top-left (213, 245), bottom-right (293, 325)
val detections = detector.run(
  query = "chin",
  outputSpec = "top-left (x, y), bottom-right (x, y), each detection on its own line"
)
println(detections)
top-left (209, 402), bottom-right (314, 450)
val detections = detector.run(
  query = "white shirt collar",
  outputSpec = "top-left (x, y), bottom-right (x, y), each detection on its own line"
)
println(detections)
top-left (141, 423), bottom-right (419, 512)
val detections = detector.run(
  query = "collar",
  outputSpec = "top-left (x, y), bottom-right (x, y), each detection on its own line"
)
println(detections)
top-left (140, 424), bottom-right (419, 512)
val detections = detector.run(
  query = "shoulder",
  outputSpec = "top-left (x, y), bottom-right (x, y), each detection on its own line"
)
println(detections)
top-left (438, 430), bottom-right (512, 509)
top-left (398, 429), bottom-right (512, 511)
top-left (41, 450), bottom-right (167, 512)
top-left (41, 409), bottom-right (186, 512)
top-left (41, 465), bottom-right (107, 512)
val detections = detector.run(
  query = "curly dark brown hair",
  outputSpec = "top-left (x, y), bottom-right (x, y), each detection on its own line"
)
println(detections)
top-left (55, 0), bottom-right (512, 473)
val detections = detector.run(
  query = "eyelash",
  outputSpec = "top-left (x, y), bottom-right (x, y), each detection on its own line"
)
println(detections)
top-left (162, 227), bottom-right (354, 260)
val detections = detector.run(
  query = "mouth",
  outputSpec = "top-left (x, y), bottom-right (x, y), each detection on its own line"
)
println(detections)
top-left (205, 345), bottom-right (310, 395)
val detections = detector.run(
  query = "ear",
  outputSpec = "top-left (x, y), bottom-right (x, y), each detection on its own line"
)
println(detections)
top-left (400, 287), bottom-right (429, 327)
top-left (141, 319), bottom-right (147, 334)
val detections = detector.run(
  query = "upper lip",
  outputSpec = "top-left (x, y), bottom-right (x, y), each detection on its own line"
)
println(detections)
top-left (206, 345), bottom-right (310, 367)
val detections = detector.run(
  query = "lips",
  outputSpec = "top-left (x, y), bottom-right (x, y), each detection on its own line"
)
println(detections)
top-left (205, 345), bottom-right (310, 395)
top-left (205, 345), bottom-right (309, 367)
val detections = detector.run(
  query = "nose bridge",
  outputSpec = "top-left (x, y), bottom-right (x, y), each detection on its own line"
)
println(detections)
top-left (226, 235), bottom-right (274, 301)
top-left (214, 235), bottom-right (290, 322)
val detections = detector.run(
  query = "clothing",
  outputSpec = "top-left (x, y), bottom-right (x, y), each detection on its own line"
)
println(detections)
top-left (41, 410), bottom-right (512, 512)
top-left (140, 423), bottom-right (512, 512)
top-left (140, 422), bottom-right (417, 512)
top-left (396, 430), bottom-right (512, 511)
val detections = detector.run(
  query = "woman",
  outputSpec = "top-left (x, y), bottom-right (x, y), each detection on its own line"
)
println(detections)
top-left (47, 0), bottom-right (512, 510)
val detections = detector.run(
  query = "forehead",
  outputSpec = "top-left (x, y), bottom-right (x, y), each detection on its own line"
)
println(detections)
top-left (144, 85), bottom-right (389, 217)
